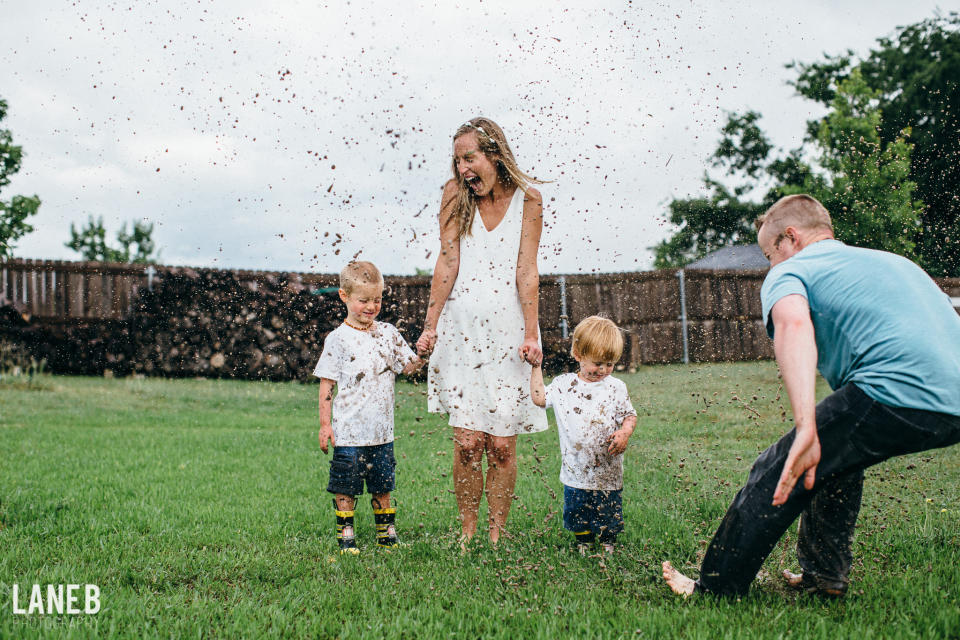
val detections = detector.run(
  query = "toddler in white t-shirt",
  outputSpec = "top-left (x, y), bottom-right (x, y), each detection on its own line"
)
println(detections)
top-left (314, 261), bottom-right (424, 554)
top-left (530, 316), bottom-right (637, 553)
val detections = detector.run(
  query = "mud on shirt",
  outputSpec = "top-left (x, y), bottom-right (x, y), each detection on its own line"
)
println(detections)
top-left (545, 373), bottom-right (637, 491)
top-left (313, 321), bottom-right (417, 446)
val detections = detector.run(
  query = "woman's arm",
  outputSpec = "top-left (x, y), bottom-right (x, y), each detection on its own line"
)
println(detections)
top-left (516, 187), bottom-right (544, 365)
top-left (417, 181), bottom-right (461, 355)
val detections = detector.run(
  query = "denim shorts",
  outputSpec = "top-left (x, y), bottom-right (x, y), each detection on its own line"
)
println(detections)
top-left (562, 485), bottom-right (624, 536)
top-left (326, 442), bottom-right (396, 496)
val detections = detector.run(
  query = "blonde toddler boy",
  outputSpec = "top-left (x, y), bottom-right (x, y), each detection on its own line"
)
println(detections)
top-left (531, 316), bottom-right (638, 553)
top-left (314, 261), bottom-right (424, 554)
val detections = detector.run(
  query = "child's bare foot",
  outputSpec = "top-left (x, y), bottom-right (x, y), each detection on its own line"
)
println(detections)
top-left (662, 561), bottom-right (696, 597)
top-left (602, 542), bottom-right (615, 554)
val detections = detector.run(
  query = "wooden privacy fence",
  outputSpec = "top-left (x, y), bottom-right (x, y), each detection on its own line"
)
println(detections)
top-left (537, 270), bottom-right (775, 365)
top-left (1, 259), bottom-right (149, 320)
top-left (1, 258), bottom-right (432, 324)
top-left (3, 258), bottom-right (959, 371)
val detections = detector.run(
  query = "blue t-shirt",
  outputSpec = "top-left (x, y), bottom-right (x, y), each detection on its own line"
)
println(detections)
top-left (761, 239), bottom-right (960, 416)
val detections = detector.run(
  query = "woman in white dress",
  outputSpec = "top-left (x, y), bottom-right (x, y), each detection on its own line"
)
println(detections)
top-left (417, 117), bottom-right (548, 544)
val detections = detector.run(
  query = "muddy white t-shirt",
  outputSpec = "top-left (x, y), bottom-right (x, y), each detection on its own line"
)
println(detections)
top-left (545, 373), bottom-right (637, 491)
top-left (313, 322), bottom-right (417, 446)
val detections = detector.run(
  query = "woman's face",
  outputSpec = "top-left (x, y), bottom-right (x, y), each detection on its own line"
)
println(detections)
top-left (453, 131), bottom-right (498, 197)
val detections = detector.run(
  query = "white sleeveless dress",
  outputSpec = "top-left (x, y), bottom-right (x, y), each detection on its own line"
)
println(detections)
top-left (427, 187), bottom-right (549, 437)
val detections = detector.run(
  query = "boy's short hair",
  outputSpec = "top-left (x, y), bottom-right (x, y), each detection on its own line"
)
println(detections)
top-left (571, 316), bottom-right (624, 363)
top-left (339, 261), bottom-right (384, 294)
top-left (754, 194), bottom-right (833, 235)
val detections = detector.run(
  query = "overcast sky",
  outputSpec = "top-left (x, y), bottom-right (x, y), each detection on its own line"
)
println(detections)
top-left (1, 1), bottom-right (948, 275)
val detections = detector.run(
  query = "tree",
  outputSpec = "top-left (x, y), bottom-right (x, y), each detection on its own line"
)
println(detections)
top-left (0, 97), bottom-right (41, 260)
top-left (66, 216), bottom-right (158, 263)
top-left (655, 71), bottom-right (922, 268)
top-left (652, 113), bottom-right (773, 269)
top-left (783, 69), bottom-right (923, 258)
top-left (656, 13), bottom-right (955, 273)
top-left (790, 12), bottom-right (960, 275)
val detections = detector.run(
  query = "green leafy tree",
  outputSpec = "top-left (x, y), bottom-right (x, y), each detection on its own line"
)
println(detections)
top-left (66, 216), bottom-right (158, 263)
top-left (652, 112), bottom-right (773, 269)
top-left (783, 69), bottom-right (922, 257)
top-left (656, 71), bottom-right (924, 269)
top-left (790, 12), bottom-right (960, 275)
top-left (657, 13), bottom-right (954, 272)
top-left (0, 98), bottom-right (41, 260)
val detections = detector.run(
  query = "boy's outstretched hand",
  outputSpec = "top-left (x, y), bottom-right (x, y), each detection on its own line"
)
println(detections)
top-left (319, 425), bottom-right (335, 454)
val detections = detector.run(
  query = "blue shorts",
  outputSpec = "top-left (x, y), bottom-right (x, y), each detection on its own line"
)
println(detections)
top-left (326, 442), bottom-right (396, 496)
top-left (562, 485), bottom-right (623, 537)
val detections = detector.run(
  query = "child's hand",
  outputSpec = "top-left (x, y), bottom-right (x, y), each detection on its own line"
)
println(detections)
top-left (607, 428), bottom-right (632, 456)
top-left (401, 355), bottom-right (426, 376)
top-left (416, 328), bottom-right (437, 357)
top-left (319, 425), bottom-right (335, 454)
top-left (519, 338), bottom-right (542, 366)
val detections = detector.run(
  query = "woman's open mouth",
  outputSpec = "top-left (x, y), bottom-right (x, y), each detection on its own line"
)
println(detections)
top-left (465, 176), bottom-right (481, 191)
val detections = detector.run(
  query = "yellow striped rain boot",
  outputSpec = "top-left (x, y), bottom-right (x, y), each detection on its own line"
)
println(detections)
top-left (334, 500), bottom-right (359, 555)
top-left (573, 531), bottom-right (595, 555)
top-left (371, 499), bottom-right (398, 548)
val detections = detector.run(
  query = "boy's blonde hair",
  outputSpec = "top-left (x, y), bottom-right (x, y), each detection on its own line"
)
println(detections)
top-left (754, 194), bottom-right (834, 236)
top-left (571, 316), bottom-right (624, 363)
top-left (339, 261), bottom-right (384, 294)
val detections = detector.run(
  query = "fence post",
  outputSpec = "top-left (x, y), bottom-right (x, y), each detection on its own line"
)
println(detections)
top-left (558, 275), bottom-right (569, 339)
top-left (145, 265), bottom-right (157, 291)
top-left (676, 269), bottom-right (689, 364)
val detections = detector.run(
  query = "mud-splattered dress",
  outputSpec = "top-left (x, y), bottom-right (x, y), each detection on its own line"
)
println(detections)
top-left (427, 187), bottom-right (548, 437)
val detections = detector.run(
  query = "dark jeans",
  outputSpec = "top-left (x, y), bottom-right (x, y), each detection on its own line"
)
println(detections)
top-left (562, 485), bottom-right (624, 540)
top-left (326, 442), bottom-right (396, 496)
top-left (697, 383), bottom-right (960, 596)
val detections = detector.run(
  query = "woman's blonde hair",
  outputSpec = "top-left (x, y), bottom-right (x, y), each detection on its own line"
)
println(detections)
top-left (444, 117), bottom-right (545, 240)
top-left (571, 316), bottom-right (624, 363)
top-left (339, 261), bottom-right (384, 294)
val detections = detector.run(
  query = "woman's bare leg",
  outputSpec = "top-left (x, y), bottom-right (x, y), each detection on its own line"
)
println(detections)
top-left (485, 434), bottom-right (517, 544)
top-left (453, 428), bottom-right (485, 542)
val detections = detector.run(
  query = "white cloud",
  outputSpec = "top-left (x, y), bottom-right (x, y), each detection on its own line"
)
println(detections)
top-left (1, 0), bottom-right (945, 272)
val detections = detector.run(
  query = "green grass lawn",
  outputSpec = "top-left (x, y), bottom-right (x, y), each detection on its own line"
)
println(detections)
top-left (1, 362), bottom-right (958, 638)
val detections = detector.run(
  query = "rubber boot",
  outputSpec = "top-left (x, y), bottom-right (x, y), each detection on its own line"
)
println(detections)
top-left (334, 499), bottom-right (359, 555)
top-left (372, 498), bottom-right (398, 548)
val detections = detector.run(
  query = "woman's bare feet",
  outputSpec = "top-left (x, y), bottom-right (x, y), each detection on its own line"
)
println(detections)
top-left (662, 561), bottom-right (697, 597)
